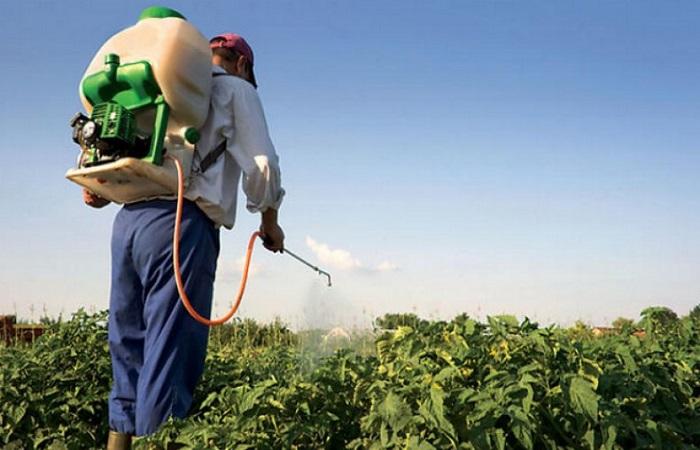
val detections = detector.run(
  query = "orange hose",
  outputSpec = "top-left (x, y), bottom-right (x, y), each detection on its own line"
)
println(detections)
top-left (169, 155), bottom-right (259, 326)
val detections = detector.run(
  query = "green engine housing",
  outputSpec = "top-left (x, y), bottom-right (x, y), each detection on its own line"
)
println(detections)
top-left (91, 102), bottom-right (136, 146)
top-left (75, 53), bottom-right (169, 167)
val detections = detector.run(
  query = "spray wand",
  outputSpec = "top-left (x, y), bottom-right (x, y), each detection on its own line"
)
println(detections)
top-left (281, 247), bottom-right (332, 287)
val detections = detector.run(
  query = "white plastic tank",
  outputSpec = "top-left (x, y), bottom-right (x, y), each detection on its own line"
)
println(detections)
top-left (67, 7), bottom-right (212, 204)
top-left (79, 6), bottom-right (212, 134)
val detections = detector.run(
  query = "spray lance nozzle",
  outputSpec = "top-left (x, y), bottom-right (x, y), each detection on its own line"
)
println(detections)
top-left (259, 235), bottom-right (332, 287)
top-left (280, 247), bottom-right (332, 287)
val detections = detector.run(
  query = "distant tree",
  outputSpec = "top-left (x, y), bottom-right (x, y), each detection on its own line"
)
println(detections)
top-left (688, 304), bottom-right (700, 321)
top-left (640, 306), bottom-right (678, 333)
top-left (374, 313), bottom-right (422, 330)
top-left (612, 317), bottom-right (635, 334)
top-left (568, 320), bottom-right (593, 340)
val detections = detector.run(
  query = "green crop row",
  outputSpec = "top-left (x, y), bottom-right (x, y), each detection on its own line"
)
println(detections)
top-left (1, 307), bottom-right (698, 449)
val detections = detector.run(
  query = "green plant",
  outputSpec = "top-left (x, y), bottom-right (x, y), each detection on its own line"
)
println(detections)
top-left (2, 308), bottom-right (699, 449)
top-left (0, 309), bottom-right (111, 449)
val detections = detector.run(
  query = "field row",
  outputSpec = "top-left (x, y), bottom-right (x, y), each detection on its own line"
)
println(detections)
top-left (1, 307), bottom-right (698, 449)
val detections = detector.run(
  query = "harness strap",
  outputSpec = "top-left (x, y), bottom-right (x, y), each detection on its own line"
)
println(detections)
top-left (198, 139), bottom-right (227, 174)
top-left (194, 71), bottom-right (237, 174)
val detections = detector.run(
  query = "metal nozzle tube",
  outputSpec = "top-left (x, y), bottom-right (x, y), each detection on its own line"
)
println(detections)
top-left (282, 248), bottom-right (332, 287)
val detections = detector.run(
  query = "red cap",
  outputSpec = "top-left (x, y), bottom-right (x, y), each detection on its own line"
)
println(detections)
top-left (210, 33), bottom-right (257, 88)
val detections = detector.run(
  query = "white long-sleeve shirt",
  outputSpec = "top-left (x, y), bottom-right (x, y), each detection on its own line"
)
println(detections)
top-left (185, 65), bottom-right (285, 229)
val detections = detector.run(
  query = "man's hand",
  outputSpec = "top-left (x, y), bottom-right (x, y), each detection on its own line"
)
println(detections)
top-left (260, 208), bottom-right (284, 253)
top-left (83, 188), bottom-right (110, 208)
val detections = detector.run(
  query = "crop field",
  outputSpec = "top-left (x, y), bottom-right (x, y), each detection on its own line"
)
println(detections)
top-left (1, 308), bottom-right (699, 449)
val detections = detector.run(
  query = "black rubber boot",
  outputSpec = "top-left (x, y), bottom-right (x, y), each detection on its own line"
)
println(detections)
top-left (106, 430), bottom-right (132, 450)
top-left (166, 444), bottom-right (186, 450)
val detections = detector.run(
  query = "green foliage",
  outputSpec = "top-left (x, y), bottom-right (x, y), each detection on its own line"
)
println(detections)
top-left (1, 309), bottom-right (699, 449)
top-left (208, 316), bottom-right (297, 349)
top-left (0, 309), bottom-right (111, 449)
top-left (688, 304), bottom-right (700, 322)
top-left (640, 306), bottom-right (679, 334)
top-left (612, 317), bottom-right (635, 334)
top-left (374, 312), bottom-right (425, 330)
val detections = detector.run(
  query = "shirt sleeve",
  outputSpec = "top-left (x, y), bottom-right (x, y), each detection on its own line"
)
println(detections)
top-left (227, 80), bottom-right (285, 213)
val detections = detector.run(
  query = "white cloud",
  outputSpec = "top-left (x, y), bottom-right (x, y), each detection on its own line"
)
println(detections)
top-left (305, 237), bottom-right (398, 273)
top-left (376, 261), bottom-right (399, 272)
top-left (305, 237), bottom-right (362, 270)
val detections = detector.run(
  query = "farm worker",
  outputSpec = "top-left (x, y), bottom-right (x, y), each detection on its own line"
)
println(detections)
top-left (84, 33), bottom-right (285, 448)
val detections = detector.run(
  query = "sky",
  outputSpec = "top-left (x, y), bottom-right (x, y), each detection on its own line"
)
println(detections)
top-left (1, 1), bottom-right (699, 328)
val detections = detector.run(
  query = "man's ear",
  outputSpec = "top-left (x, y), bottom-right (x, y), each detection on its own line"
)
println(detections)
top-left (235, 56), bottom-right (247, 75)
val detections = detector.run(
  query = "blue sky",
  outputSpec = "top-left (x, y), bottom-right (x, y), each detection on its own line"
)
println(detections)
top-left (1, 1), bottom-right (698, 327)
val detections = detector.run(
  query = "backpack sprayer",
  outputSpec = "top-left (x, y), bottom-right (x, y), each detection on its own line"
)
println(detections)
top-left (66, 6), bottom-right (331, 326)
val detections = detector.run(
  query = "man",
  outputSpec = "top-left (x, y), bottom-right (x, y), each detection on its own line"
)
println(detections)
top-left (85, 33), bottom-right (285, 448)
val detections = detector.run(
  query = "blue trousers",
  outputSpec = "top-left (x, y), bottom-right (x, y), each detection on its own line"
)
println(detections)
top-left (108, 199), bottom-right (220, 436)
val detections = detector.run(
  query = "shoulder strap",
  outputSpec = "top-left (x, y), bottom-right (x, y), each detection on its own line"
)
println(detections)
top-left (198, 139), bottom-right (227, 174)
top-left (193, 72), bottom-right (236, 174)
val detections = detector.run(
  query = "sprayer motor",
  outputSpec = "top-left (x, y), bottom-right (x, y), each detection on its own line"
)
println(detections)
top-left (70, 103), bottom-right (150, 167)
